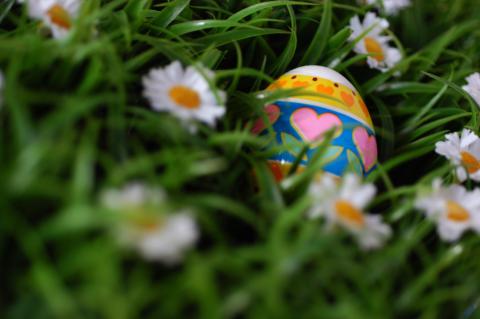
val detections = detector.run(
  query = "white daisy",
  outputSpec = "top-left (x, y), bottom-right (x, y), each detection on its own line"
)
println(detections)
top-left (25, 0), bottom-right (81, 39)
top-left (382, 0), bottom-right (411, 15)
top-left (462, 72), bottom-right (480, 107)
top-left (415, 179), bottom-right (480, 242)
top-left (142, 61), bottom-right (226, 132)
top-left (307, 173), bottom-right (392, 250)
top-left (359, 0), bottom-right (411, 15)
top-left (435, 129), bottom-right (480, 182)
top-left (101, 183), bottom-right (199, 265)
top-left (349, 12), bottom-right (402, 72)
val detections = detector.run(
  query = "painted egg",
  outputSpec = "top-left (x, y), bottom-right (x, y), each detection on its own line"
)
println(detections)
top-left (252, 66), bottom-right (377, 181)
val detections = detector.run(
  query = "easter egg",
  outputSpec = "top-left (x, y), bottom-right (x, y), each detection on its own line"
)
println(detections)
top-left (252, 66), bottom-right (377, 181)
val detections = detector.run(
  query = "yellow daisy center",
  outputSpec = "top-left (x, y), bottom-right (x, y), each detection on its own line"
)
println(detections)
top-left (127, 211), bottom-right (163, 232)
top-left (47, 4), bottom-right (72, 29)
top-left (460, 151), bottom-right (480, 174)
top-left (446, 200), bottom-right (470, 222)
top-left (335, 200), bottom-right (365, 227)
top-left (168, 85), bottom-right (201, 109)
top-left (135, 219), bottom-right (160, 232)
top-left (364, 37), bottom-right (385, 62)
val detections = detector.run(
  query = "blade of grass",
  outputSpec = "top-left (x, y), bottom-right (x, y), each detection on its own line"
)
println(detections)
top-left (299, 0), bottom-right (332, 65)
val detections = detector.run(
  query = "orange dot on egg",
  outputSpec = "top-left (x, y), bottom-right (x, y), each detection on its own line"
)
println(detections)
top-left (359, 99), bottom-right (369, 117)
top-left (267, 80), bottom-right (287, 90)
top-left (316, 84), bottom-right (334, 95)
top-left (341, 92), bottom-right (355, 107)
top-left (292, 81), bottom-right (309, 88)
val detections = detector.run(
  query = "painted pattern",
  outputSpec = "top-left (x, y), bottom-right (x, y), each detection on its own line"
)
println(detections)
top-left (266, 74), bottom-right (373, 129)
top-left (255, 71), bottom-right (378, 180)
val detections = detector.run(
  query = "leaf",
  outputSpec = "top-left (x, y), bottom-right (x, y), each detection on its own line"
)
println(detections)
top-left (308, 144), bottom-right (343, 165)
top-left (124, 0), bottom-right (151, 25)
top-left (321, 145), bottom-right (343, 165)
top-left (194, 28), bottom-right (288, 47)
top-left (403, 83), bottom-right (449, 132)
top-left (169, 20), bottom-right (262, 36)
top-left (226, 1), bottom-right (314, 24)
top-left (423, 71), bottom-right (479, 128)
top-left (371, 96), bottom-right (395, 158)
top-left (269, 5), bottom-right (297, 77)
top-left (251, 160), bottom-right (285, 208)
top-left (413, 20), bottom-right (478, 80)
top-left (346, 150), bottom-right (363, 176)
top-left (299, 0), bottom-right (332, 65)
top-left (409, 113), bottom-right (471, 141)
top-left (361, 54), bottom-right (418, 94)
top-left (280, 132), bottom-right (307, 161)
top-left (0, 0), bottom-right (14, 24)
top-left (325, 26), bottom-right (352, 53)
top-left (152, 0), bottom-right (190, 28)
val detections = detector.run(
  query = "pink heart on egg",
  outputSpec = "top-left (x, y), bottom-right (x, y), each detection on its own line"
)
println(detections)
top-left (353, 126), bottom-right (377, 172)
top-left (251, 104), bottom-right (281, 134)
top-left (291, 108), bottom-right (342, 142)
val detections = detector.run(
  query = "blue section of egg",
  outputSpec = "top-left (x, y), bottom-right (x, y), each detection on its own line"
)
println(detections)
top-left (258, 100), bottom-right (376, 176)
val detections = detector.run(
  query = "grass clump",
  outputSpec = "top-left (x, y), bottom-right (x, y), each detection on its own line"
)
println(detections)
top-left (1, 0), bottom-right (480, 318)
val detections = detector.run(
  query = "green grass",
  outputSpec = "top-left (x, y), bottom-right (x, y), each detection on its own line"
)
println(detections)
top-left (2, 0), bottom-right (480, 318)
